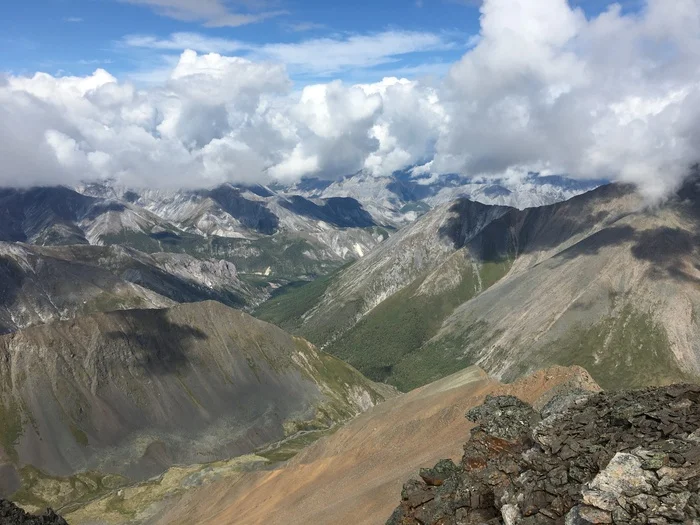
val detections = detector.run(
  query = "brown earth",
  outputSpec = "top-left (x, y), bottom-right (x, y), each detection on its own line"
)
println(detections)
top-left (155, 365), bottom-right (599, 525)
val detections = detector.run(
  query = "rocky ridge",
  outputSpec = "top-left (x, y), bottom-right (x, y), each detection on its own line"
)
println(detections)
top-left (0, 499), bottom-right (66, 525)
top-left (388, 384), bottom-right (700, 524)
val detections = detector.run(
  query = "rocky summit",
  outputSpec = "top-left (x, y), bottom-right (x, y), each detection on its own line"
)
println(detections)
top-left (387, 384), bottom-right (700, 525)
top-left (0, 499), bottom-right (67, 525)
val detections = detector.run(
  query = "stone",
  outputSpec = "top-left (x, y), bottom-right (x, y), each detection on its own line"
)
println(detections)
top-left (386, 384), bottom-right (700, 525)
top-left (582, 488), bottom-right (618, 511)
top-left (502, 504), bottom-right (521, 525)
top-left (0, 499), bottom-right (68, 525)
top-left (467, 396), bottom-right (541, 442)
top-left (587, 453), bottom-right (654, 497)
top-left (539, 390), bottom-right (595, 419)
top-left (566, 505), bottom-right (613, 524)
top-left (420, 459), bottom-right (460, 487)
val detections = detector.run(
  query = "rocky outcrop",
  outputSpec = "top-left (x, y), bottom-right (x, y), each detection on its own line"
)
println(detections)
top-left (0, 499), bottom-right (67, 525)
top-left (387, 384), bottom-right (700, 524)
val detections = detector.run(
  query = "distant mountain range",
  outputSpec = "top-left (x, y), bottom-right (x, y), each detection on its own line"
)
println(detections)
top-left (285, 170), bottom-right (605, 227)
top-left (0, 171), bottom-right (598, 326)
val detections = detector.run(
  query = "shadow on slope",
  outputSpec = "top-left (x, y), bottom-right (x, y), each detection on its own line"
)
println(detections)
top-left (105, 309), bottom-right (208, 376)
top-left (557, 225), bottom-right (700, 284)
top-left (438, 184), bottom-right (635, 261)
top-left (279, 196), bottom-right (375, 228)
top-left (206, 185), bottom-right (280, 235)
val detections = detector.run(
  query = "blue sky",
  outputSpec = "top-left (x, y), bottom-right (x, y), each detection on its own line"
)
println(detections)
top-left (0, 0), bottom-right (645, 86)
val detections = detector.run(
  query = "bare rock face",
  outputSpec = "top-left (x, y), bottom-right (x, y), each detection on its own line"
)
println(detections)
top-left (0, 499), bottom-right (67, 524)
top-left (387, 384), bottom-right (700, 525)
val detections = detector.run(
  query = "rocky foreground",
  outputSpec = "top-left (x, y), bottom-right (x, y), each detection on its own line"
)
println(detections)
top-left (0, 499), bottom-right (67, 524)
top-left (388, 384), bottom-right (700, 525)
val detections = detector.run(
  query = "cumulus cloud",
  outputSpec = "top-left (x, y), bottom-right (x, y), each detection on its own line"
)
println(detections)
top-left (3, 0), bottom-right (700, 197)
top-left (433, 0), bottom-right (700, 199)
top-left (0, 51), bottom-right (423, 187)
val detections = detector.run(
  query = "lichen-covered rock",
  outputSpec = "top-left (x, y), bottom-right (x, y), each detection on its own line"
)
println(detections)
top-left (420, 459), bottom-right (461, 487)
top-left (386, 384), bottom-right (700, 525)
top-left (0, 499), bottom-right (68, 524)
top-left (467, 395), bottom-right (541, 442)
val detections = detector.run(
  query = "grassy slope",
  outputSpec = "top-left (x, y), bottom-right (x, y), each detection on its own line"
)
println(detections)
top-left (430, 299), bottom-right (697, 392)
top-left (536, 304), bottom-right (694, 389)
top-left (253, 265), bottom-right (349, 333)
top-left (256, 254), bottom-right (512, 391)
top-left (323, 259), bottom-right (512, 389)
top-left (11, 466), bottom-right (128, 515)
top-left (62, 455), bottom-right (267, 524)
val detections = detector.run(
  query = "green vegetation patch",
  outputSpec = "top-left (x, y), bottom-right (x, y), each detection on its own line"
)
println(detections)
top-left (388, 322), bottom-right (495, 392)
top-left (255, 427), bottom-right (337, 463)
top-left (538, 304), bottom-right (695, 390)
top-left (69, 423), bottom-right (89, 447)
top-left (0, 400), bottom-right (24, 462)
top-left (64, 455), bottom-right (267, 524)
top-left (12, 466), bottom-right (128, 514)
top-left (325, 258), bottom-right (512, 388)
top-left (254, 263), bottom-right (352, 332)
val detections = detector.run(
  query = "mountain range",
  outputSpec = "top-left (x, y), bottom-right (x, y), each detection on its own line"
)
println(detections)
top-left (7, 170), bottom-right (699, 524)
top-left (259, 180), bottom-right (700, 391)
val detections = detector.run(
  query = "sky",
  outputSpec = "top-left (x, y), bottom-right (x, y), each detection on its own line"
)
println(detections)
top-left (1, 0), bottom-right (699, 200)
top-left (1, 0), bottom-right (485, 83)
top-left (1, 0), bottom-right (640, 83)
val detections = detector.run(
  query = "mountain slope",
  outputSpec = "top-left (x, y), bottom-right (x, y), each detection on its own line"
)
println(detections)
top-left (0, 301), bottom-right (395, 484)
top-left (0, 242), bottom-right (175, 334)
top-left (259, 182), bottom-right (700, 390)
top-left (0, 242), bottom-right (268, 333)
top-left (148, 366), bottom-right (597, 525)
top-left (426, 192), bottom-right (700, 389)
top-left (78, 182), bottom-right (388, 279)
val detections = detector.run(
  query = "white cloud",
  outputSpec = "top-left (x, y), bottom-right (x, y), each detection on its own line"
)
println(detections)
top-left (286, 22), bottom-right (326, 32)
top-left (122, 30), bottom-right (459, 77)
top-left (255, 31), bottom-right (456, 76)
top-left (122, 33), bottom-right (246, 54)
top-left (64, 17), bottom-right (84, 23)
top-left (432, 0), bottom-right (700, 200)
top-left (119, 0), bottom-right (285, 27)
top-left (0, 51), bottom-right (401, 188)
top-left (4, 0), bottom-right (700, 198)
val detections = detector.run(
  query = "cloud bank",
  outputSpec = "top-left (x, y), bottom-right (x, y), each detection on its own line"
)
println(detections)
top-left (3, 0), bottom-right (700, 198)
